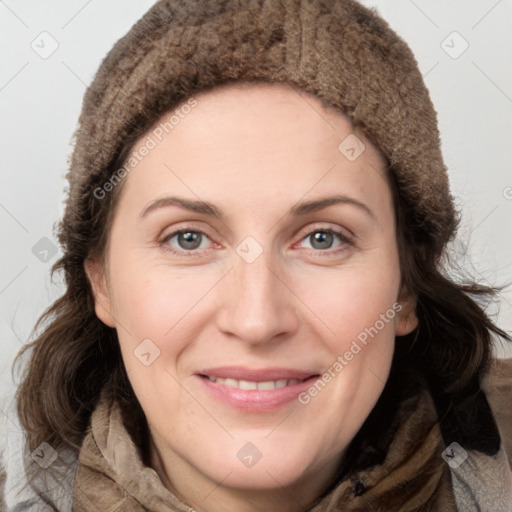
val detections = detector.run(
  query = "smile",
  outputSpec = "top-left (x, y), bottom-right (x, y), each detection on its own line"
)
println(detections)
top-left (196, 367), bottom-right (320, 412)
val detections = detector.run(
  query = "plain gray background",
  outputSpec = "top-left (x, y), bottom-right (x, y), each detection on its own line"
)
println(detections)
top-left (1, 0), bottom-right (511, 507)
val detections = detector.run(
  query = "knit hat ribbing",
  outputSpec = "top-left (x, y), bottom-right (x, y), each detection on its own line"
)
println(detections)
top-left (64, 0), bottom-right (458, 258)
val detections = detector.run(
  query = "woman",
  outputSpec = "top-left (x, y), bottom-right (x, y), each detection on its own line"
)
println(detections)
top-left (11, 0), bottom-right (512, 510)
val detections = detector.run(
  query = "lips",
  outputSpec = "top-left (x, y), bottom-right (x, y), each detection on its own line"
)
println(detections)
top-left (196, 366), bottom-right (319, 412)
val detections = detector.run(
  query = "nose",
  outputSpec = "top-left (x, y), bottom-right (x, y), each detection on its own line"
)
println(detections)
top-left (215, 247), bottom-right (299, 346)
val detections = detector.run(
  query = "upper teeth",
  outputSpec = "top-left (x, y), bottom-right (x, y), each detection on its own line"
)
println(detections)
top-left (207, 377), bottom-right (301, 390)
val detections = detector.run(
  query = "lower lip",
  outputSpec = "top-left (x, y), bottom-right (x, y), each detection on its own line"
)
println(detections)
top-left (196, 375), bottom-right (319, 412)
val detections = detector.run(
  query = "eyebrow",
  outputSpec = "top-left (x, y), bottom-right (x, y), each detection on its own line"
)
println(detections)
top-left (140, 194), bottom-right (375, 220)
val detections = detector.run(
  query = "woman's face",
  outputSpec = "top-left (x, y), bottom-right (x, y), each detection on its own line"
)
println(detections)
top-left (86, 83), bottom-right (418, 508)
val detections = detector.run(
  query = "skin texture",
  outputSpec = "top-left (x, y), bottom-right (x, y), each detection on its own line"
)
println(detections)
top-left (85, 82), bottom-right (418, 512)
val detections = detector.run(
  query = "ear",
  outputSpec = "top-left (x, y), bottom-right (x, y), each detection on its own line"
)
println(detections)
top-left (395, 283), bottom-right (418, 336)
top-left (84, 257), bottom-right (116, 328)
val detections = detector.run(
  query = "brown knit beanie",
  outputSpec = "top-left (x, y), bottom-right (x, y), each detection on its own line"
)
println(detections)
top-left (62, 0), bottom-right (458, 266)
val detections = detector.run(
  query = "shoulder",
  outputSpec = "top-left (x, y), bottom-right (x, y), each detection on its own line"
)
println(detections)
top-left (448, 357), bottom-right (512, 512)
top-left (481, 357), bottom-right (512, 463)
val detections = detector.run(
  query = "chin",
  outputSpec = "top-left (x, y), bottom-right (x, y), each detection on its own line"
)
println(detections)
top-left (194, 438), bottom-right (322, 491)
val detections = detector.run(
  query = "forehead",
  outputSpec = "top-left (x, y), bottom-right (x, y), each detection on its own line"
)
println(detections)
top-left (116, 82), bottom-right (391, 221)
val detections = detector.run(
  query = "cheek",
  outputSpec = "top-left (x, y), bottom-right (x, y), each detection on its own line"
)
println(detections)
top-left (293, 252), bottom-right (400, 407)
top-left (108, 261), bottom-right (210, 420)
top-left (108, 254), bottom-right (220, 376)
top-left (300, 258), bottom-right (400, 349)
top-left (108, 251), bottom-right (203, 333)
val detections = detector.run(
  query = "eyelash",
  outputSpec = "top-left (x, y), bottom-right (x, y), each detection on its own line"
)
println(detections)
top-left (158, 226), bottom-right (353, 257)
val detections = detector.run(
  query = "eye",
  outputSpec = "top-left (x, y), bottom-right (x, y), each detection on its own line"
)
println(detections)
top-left (159, 229), bottom-right (212, 255)
top-left (159, 226), bottom-right (352, 257)
top-left (297, 228), bottom-right (351, 254)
